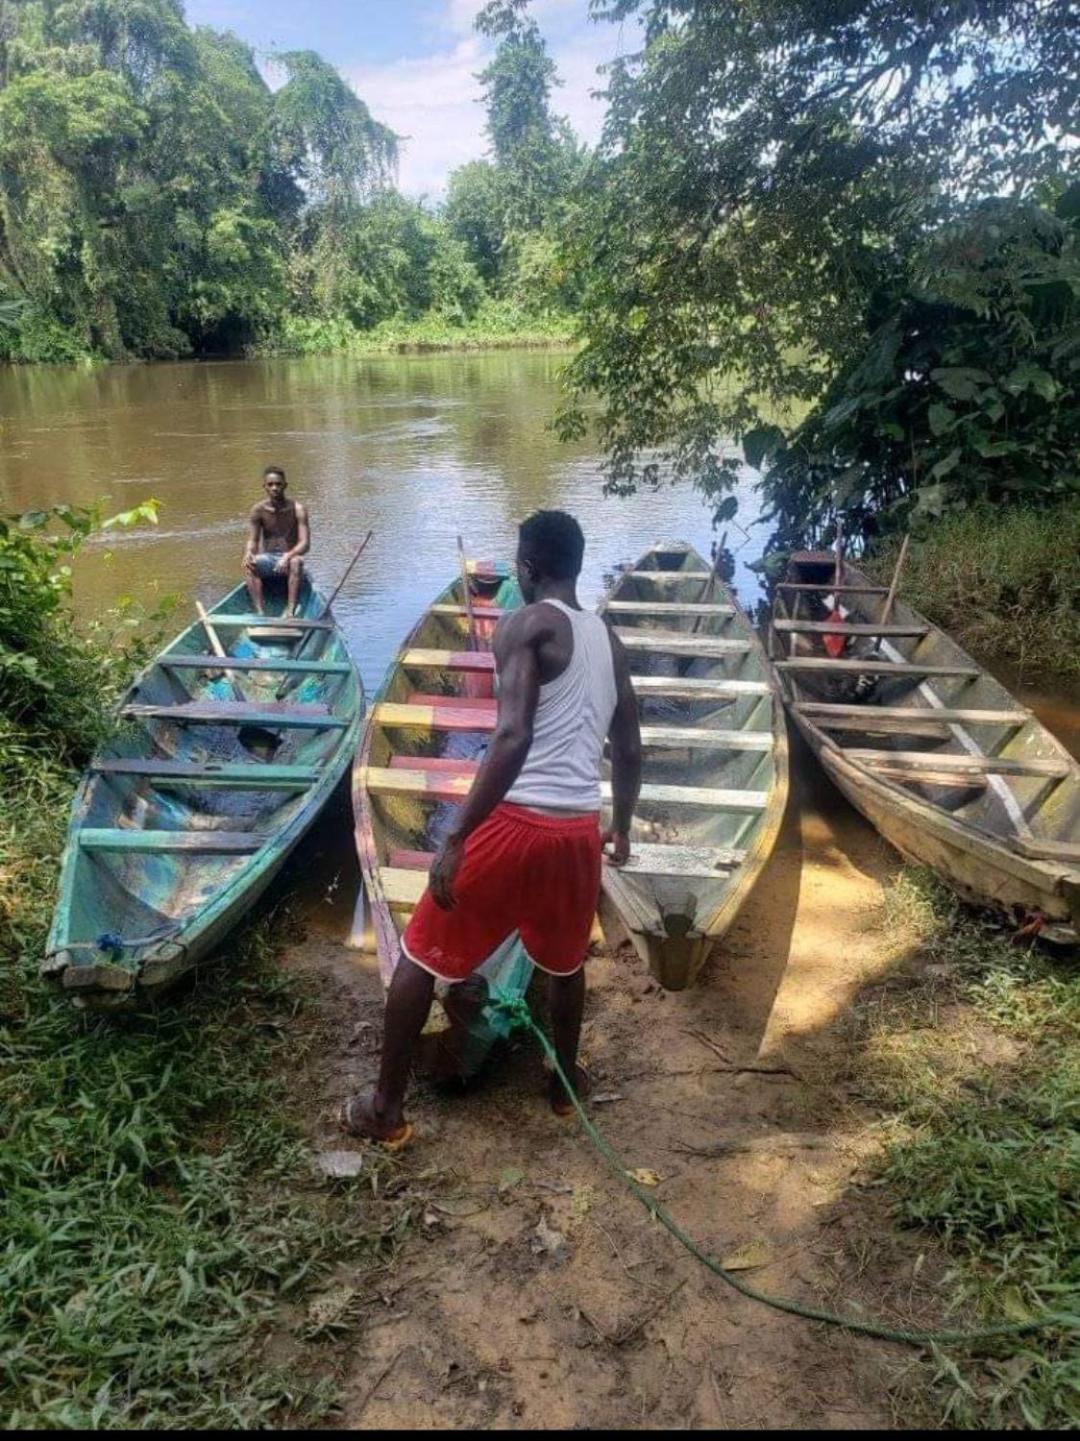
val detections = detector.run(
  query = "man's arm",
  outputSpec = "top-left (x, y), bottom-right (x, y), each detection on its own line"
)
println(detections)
top-left (242, 508), bottom-right (261, 573)
top-left (603, 629), bottom-right (642, 865)
top-left (275, 503), bottom-right (311, 573)
top-left (428, 610), bottom-right (541, 909)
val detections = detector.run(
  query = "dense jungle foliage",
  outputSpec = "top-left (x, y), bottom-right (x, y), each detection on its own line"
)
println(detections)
top-left (0, 0), bottom-right (581, 363)
top-left (558, 0), bottom-right (1080, 548)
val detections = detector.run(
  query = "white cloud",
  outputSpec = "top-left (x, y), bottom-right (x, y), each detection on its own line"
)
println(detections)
top-left (348, 1), bottom-right (634, 200)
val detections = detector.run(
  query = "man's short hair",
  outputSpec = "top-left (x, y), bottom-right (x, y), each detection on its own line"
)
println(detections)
top-left (263, 465), bottom-right (286, 482)
top-left (519, 510), bottom-right (585, 581)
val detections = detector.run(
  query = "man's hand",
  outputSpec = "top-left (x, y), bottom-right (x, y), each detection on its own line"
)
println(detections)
top-left (242, 552), bottom-right (256, 575)
top-left (274, 554), bottom-right (290, 575)
top-left (429, 834), bottom-right (465, 910)
top-left (601, 827), bottom-right (631, 866)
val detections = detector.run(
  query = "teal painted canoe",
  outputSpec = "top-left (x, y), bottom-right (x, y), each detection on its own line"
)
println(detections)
top-left (351, 558), bottom-right (533, 1078)
top-left (44, 577), bottom-right (364, 1008)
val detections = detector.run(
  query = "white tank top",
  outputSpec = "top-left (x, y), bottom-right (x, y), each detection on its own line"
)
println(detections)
top-left (504, 600), bottom-right (618, 812)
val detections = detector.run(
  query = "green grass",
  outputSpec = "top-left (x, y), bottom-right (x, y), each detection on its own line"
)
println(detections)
top-left (263, 298), bottom-right (575, 358)
top-left (854, 871), bottom-right (1080, 1429)
top-left (0, 747), bottom-right (416, 1429)
top-left (868, 501), bottom-right (1080, 685)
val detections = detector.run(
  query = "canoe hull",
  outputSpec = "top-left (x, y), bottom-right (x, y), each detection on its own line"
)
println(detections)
top-left (771, 555), bottom-right (1080, 943)
top-left (351, 563), bottom-right (532, 1077)
top-left (599, 542), bottom-right (789, 990)
top-left (45, 578), bottom-right (364, 1007)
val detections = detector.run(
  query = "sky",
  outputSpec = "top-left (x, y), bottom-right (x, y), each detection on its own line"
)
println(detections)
top-left (183, 0), bottom-right (640, 199)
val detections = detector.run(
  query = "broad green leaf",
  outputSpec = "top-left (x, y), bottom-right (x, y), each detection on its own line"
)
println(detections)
top-left (742, 425), bottom-right (784, 470)
top-left (931, 367), bottom-right (991, 401)
top-left (927, 402), bottom-right (956, 436)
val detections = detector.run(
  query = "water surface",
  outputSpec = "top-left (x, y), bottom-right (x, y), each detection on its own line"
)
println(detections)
top-left (0, 350), bottom-right (765, 692)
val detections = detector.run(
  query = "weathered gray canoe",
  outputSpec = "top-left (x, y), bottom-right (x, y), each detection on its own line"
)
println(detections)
top-left (597, 541), bottom-right (789, 989)
top-left (770, 551), bottom-right (1080, 942)
top-left (45, 577), bottom-right (364, 1007)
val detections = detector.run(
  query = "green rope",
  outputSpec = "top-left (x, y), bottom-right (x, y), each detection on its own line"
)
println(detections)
top-left (488, 988), bottom-right (1077, 1349)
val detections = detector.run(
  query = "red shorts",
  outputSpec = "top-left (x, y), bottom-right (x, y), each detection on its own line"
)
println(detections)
top-left (402, 803), bottom-right (601, 982)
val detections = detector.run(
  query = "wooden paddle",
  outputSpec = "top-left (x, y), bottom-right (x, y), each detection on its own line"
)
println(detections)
top-left (691, 531), bottom-right (727, 637)
top-left (274, 530), bottom-right (373, 700)
top-left (457, 534), bottom-right (477, 651)
top-left (882, 533), bottom-right (911, 624)
top-left (196, 602), bottom-right (244, 701)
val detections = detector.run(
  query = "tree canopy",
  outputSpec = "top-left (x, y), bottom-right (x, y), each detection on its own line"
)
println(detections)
top-left (559, 0), bottom-right (1080, 542)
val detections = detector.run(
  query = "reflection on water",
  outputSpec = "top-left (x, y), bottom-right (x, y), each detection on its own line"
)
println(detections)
top-left (0, 351), bottom-right (766, 694)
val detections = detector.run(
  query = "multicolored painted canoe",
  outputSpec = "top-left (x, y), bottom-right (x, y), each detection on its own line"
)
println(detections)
top-left (770, 550), bottom-right (1080, 943)
top-left (44, 577), bottom-right (363, 1008)
top-left (597, 541), bottom-right (789, 990)
top-left (351, 560), bottom-right (532, 1078)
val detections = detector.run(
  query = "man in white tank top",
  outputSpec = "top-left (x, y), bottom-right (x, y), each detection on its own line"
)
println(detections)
top-left (342, 511), bottom-right (642, 1147)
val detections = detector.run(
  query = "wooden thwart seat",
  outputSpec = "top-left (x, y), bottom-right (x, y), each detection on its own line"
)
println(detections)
top-left (402, 648), bottom-right (495, 673)
top-left (772, 620), bottom-right (928, 638)
top-left (615, 629), bottom-right (750, 657)
top-left (377, 700), bottom-right (496, 732)
top-left (845, 749), bottom-right (1071, 779)
top-left (205, 614), bottom-right (334, 630)
top-left (162, 655), bottom-right (350, 675)
top-left (776, 658), bottom-right (979, 679)
top-left (627, 570), bottom-right (713, 582)
top-left (123, 701), bottom-right (347, 729)
top-left (91, 759), bottom-right (319, 787)
top-left (365, 765), bottom-right (767, 812)
top-left (637, 725), bottom-right (771, 751)
top-left (605, 600), bottom-right (735, 617)
top-left (429, 604), bottom-right (509, 619)
top-left (795, 702), bottom-right (1029, 727)
top-left (80, 829), bottom-right (263, 852)
top-left (776, 583), bottom-right (888, 595)
top-left (632, 675), bottom-right (770, 699)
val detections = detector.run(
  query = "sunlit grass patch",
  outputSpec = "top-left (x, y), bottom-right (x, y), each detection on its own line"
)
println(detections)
top-left (858, 868), bottom-right (1080, 1428)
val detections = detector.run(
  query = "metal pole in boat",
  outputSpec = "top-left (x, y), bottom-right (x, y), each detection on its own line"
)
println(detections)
top-left (274, 530), bottom-right (373, 701)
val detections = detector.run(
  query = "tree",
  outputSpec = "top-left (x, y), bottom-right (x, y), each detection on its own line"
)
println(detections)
top-left (559, 0), bottom-right (1080, 530)
top-left (444, 159), bottom-right (505, 284)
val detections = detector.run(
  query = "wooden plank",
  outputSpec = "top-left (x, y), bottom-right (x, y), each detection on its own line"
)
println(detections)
top-left (407, 692), bottom-right (497, 711)
top-left (614, 629), bottom-right (750, 657)
top-left (845, 749), bottom-right (1071, 779)
top-left (637, 725), bottom-right (771, 752)
top-left (611, 842), bottom-right (747, 878)
top-left (381, 868), bottom-right (429, 907)
top-left (873, 768), bottom-right (988, 791)
top-left (162, 655), bottom-right (350, 675)
top-left (606, 600), bottom-right (735, 617)
top-left (80, 828), bottom-right (263, 853)
top-left (776, 658), bottom-right (979, 679)
top-left (1013, 837), bottom-right (1080, 863)
top-left (773, 620), bottom-right (928, 638)
top-left (631, 675), bottom-right (770, 699)
top-left (430, 604), bottom-right (509, 619)
top-left (402, 648), bottom-right (495, 673)
top-left (389, 755), bottom-right (477, 774)
top-left (776, 583), bottom-right (889, 595)
top-left (205, 614), bottom-right (334, 630)
top-left (364, 766), bottom-right (767, 812)
top-left (387, 848), bottom-right (435, 870)
top-left (91, 759), bottom-right (319, 786)
top-left (627, 570), bottom-right (713, 582)
top-left (465, 559), bottom-right (510, 576)
top-left (375, 701), bottom-right (496, 732)
top-left (795, 702), bottom-right (1028, 726)
top-left (123, 702), bottom-right (347, 730)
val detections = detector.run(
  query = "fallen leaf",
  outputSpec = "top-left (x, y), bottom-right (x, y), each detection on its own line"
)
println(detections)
top-left (498, 1166), bottom-right (524, 1196)
top-left (627, 1168), bottom-right (662, 1188)
top-left (720, 1240), bottom-right (773, 1272)
top-left (570, 1184), bottom-right (595, 1223)
top-left (530, 1214), bottom-right (568, 1262)
top-left (591, 1092), bottom-right (624, 1105)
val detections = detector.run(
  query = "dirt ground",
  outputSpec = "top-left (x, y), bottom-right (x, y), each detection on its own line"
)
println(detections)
top-left (280, 747), bottom-right (955, 1430)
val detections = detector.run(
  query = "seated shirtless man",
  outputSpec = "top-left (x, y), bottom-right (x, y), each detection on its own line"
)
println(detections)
top-left (242, 466), bottom-right (310, 616)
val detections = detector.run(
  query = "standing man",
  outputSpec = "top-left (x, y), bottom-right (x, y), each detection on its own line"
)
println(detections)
top-left (342, 510), bottom-right (643, 1147)
top-left (242, 466), bottom-right (310, 617)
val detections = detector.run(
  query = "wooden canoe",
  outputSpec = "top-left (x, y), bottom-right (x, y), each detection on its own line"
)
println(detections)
top-left (770, 551), bottom-right (1080, 942)
top-left (44, 577), bottom-right (364, 1006)
top-left (597, 541), bottom-right (789, 990)
top-left (351, 560), bottom-right (533, 1077)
